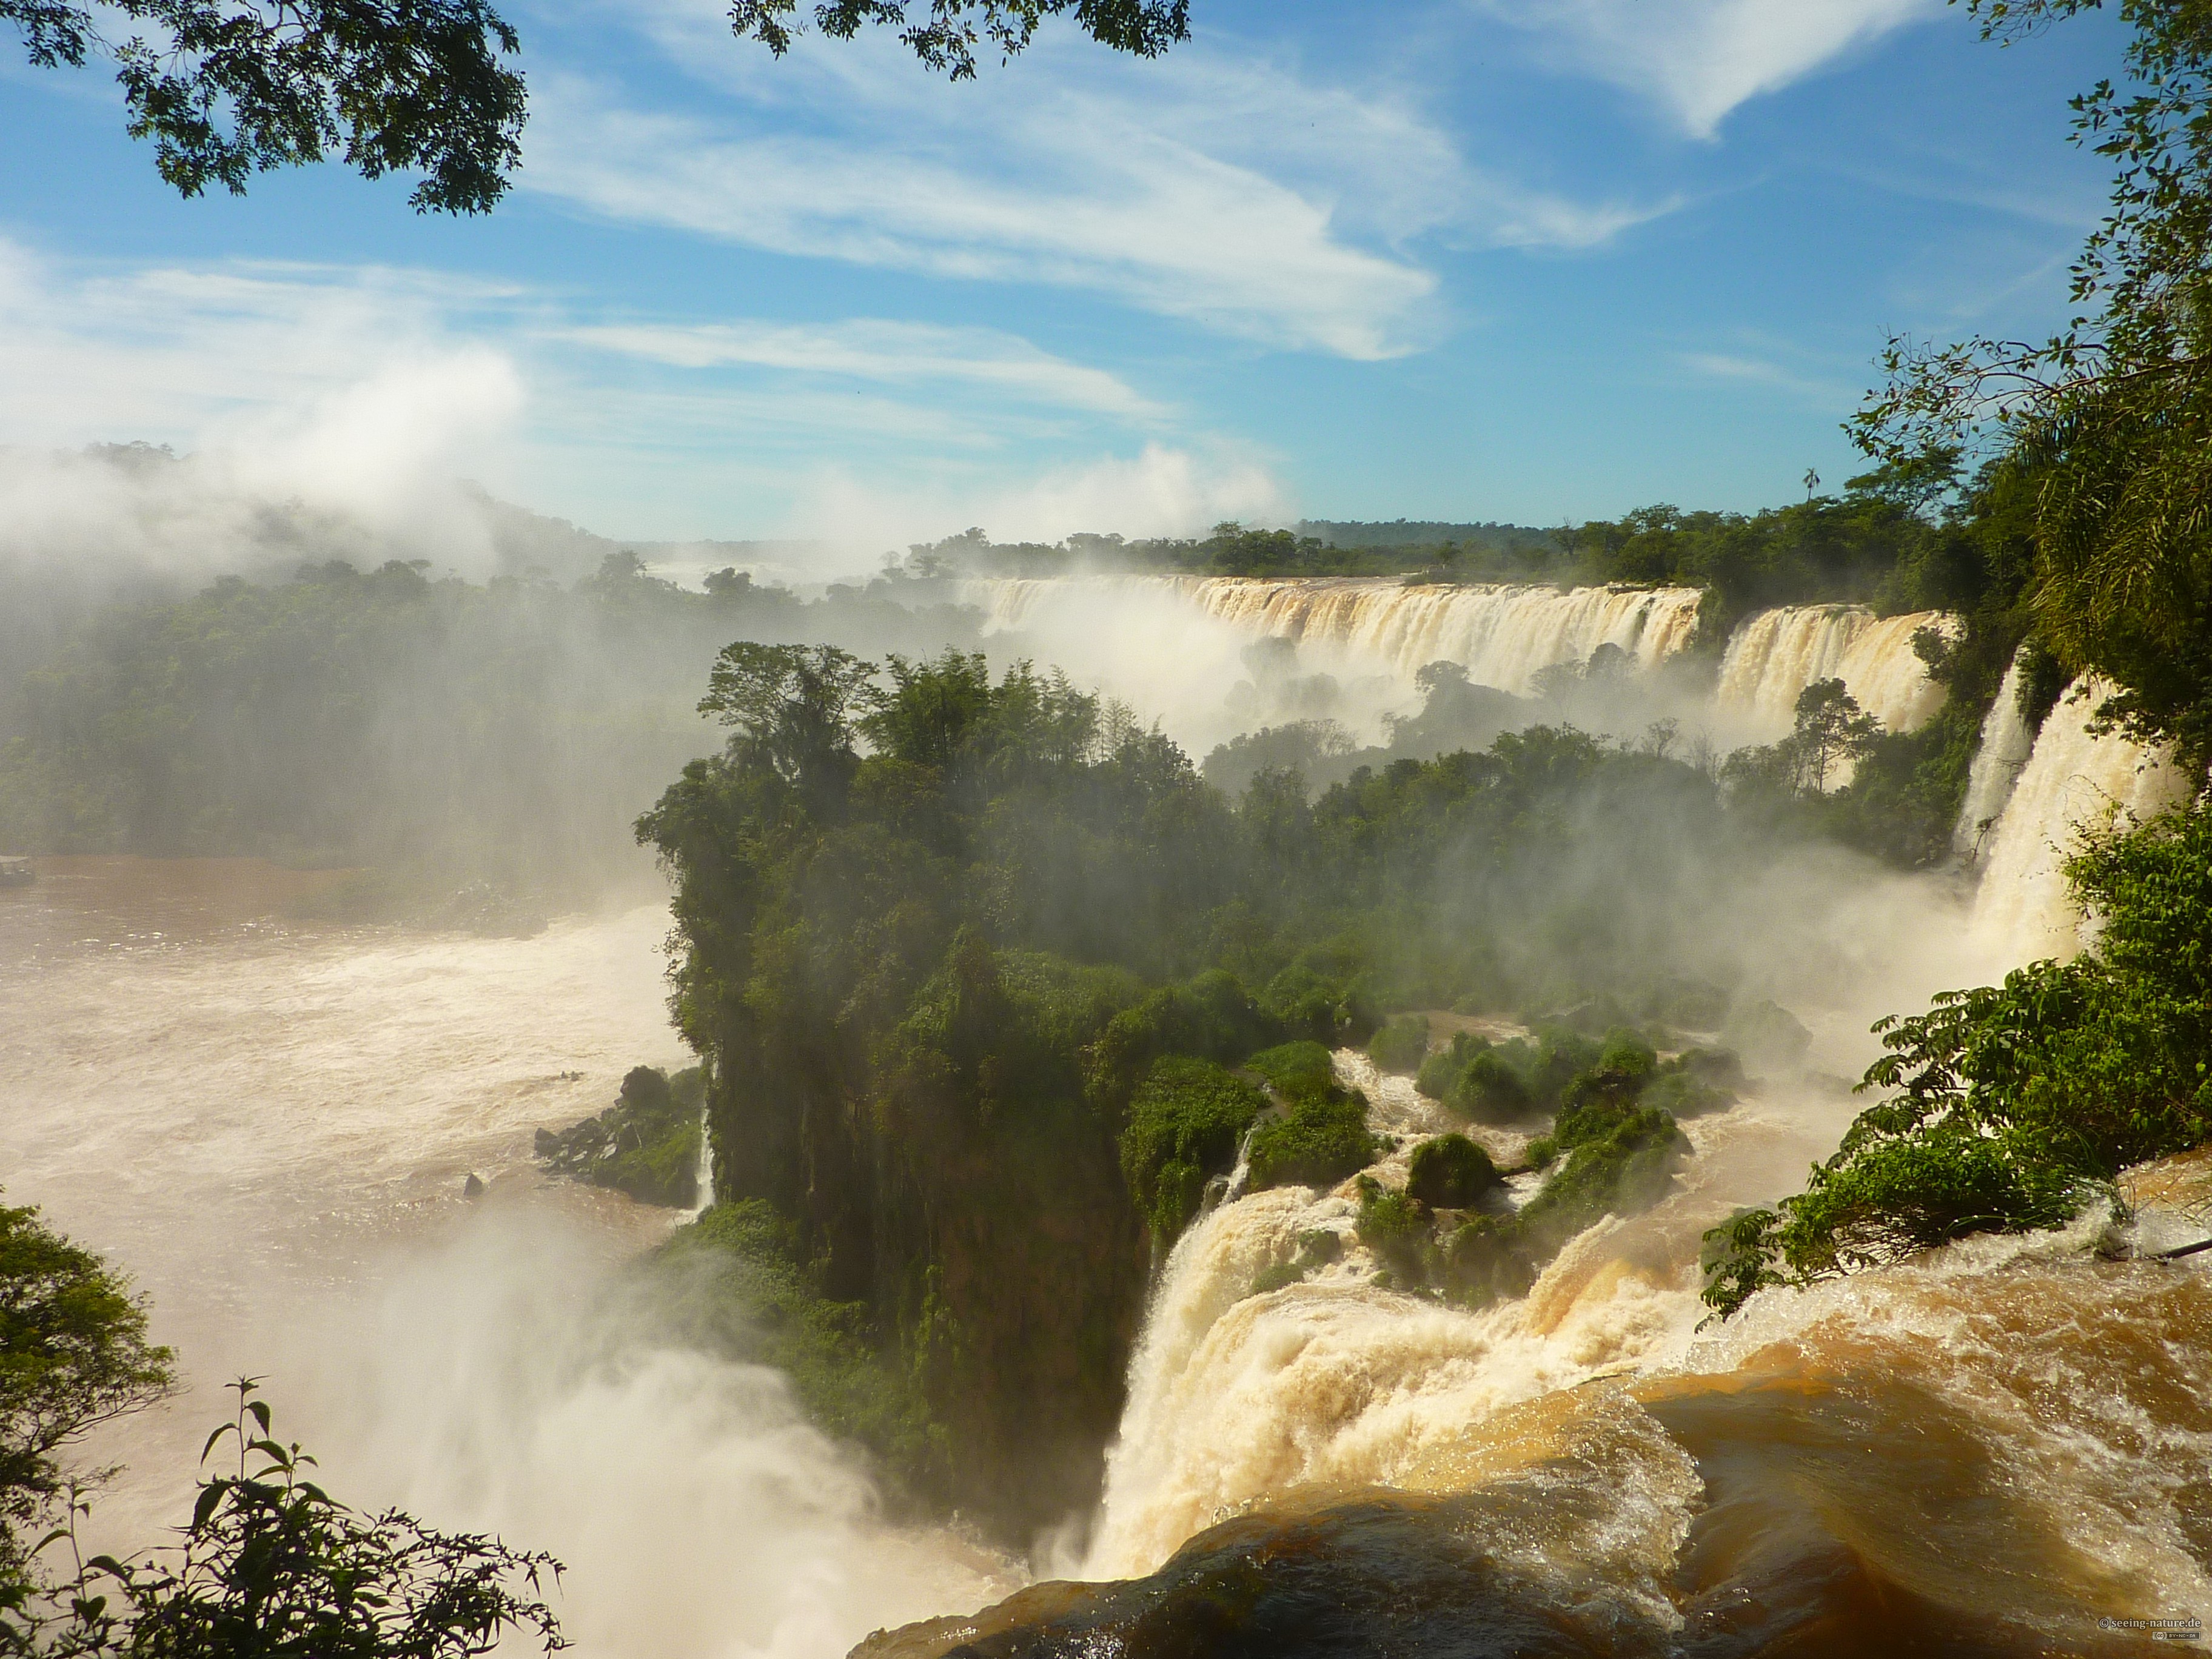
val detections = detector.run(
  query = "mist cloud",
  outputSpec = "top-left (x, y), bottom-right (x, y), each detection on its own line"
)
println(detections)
top-left (793, 441), bottom-right (1293, 566)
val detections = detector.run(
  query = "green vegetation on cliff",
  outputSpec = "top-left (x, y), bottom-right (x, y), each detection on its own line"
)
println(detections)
top-left (1701, 0), bottom-right (2212, 1319)
top-left (1704, 797), bottom-right (2212, 1319)
top-left (535, 1064), bottom-right (705, 1208)
top-left (660, 1200), bottom-right (945, 1501)
top-left (637, 637), bottom-right (1814, 1530)
top-left (637, 647), bottom-right (1230, 1532)
top-left (1119, 1059), bottom-right (1265, 1241)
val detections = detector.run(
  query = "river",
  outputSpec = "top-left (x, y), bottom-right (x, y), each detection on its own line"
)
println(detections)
top-left (7, 843), bottom-right (2208, 1657)
top-left (0, 857), bottom-right (1014, 1658)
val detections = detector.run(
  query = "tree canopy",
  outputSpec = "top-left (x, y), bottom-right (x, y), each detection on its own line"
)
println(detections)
top-left (1, 0), bottom-right (525, 212)
top-left (1857, 0), bottom-right (2212, 765)
top-left (729, 0), bottom-right (1190, 79)
top-left (0, 1199), bottom-right (172, 1621)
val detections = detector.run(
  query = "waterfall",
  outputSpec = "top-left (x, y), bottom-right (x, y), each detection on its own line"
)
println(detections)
top-left (1177, 578), bottom-right (1705, 692)
top-left (1714, 605), bottom-right (1956, 732)
top-left (1074, 1071), bottom-right (2212, 1638)
top-left (1952, 649), bottom-right (2036, 858)
top-left (1084, 1048), bottom-right (1704, 1583)
top-left (1200, 1124), bottom-right (1260, 1214)
top-left (968, 578), bottom-right (1961, 734)
top-left (965, 575), bottom-right (1703, 695)
top-left (1969, 675), bottom-right (2190, 964)
top-left (1082, 1178), bottom-right (1713, 1583)
top-left (690, 1105), bottom-right (714, 1214)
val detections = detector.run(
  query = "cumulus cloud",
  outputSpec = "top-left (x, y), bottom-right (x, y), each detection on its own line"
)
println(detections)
top-left (1489, 0), bottom-right (1943, 137)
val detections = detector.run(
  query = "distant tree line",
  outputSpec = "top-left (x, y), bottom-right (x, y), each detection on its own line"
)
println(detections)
top-left (0, 551), bottom-right (979, 902)
top-left (903, 455), bottom-right (2029, 651)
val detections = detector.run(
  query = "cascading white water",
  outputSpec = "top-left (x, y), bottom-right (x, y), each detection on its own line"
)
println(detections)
top-left (691, 1102), bottom-right (714, 1214)
top-left (1953, 649), bottom-right (2036, 858)
top-left (1079, 1048), bottom-right (2212, 1644)
top-left (971, 578), bottom-right (1958, 747)
top-left (1969, 675), bottom-right (2191, 963)
top-left (1084, 1049), bottom-right (1791, 1583)
top-left (966, 576), bottom-right (1704, 695)
top-left (1084, 1176), bottom-right (1738, 1583)
top-left (1714, 605), bottom-right (1956, 732)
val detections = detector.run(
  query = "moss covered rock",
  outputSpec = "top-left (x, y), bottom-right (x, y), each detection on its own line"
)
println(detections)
top-left (1251, 1227), bottom-right (1344, 1296)
top-left (1242, 1042), bottom-right (1379, 1191)
top-left (535, 1064), bottom-right (706, 1207)
top-left (1120, 1057), bottom-right (1265, 1239)
top-left (1355, 1175), bottom-right (1434, 1284)
top-left (1406, 1134), bottom-right (1502, 1208)
top-left (1449, 1051), bottom-right (1535, 1123)
top-left (1415, 1031), bottom-right (1486, 1100)
top-left (1367, 1013), bottom-right (1431, 1074)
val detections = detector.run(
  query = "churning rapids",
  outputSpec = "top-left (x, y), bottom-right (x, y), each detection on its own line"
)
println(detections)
top-left (4, 578), bottom-right (2208, 1658)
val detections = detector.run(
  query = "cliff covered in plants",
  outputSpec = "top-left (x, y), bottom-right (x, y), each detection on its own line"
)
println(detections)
top-left (637, 646), bottom-right (1876, 1536)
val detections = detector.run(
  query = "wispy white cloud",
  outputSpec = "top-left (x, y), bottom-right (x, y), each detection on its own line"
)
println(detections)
top-left (0, 235), bottom-right (1252, 543)
top-left (1677, 346), bottom-right (1859, 405)
top-left (525, 80), bottom-right (1437, 360)
top-left (521, 13), bottom-right (1674, 358)
top-left (1487, 0), bottom-right (1943, 138)
top-left (565, 318), bottom-right (1167, 419)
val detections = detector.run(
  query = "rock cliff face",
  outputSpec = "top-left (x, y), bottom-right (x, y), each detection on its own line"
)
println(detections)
top-left (537, 1064), bottom-right (703, 1207)
top-left (702, 938), bottom-right (1152, 1537)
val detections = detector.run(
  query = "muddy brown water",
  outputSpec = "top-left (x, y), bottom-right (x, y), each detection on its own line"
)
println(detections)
top-left (7, 859), bottom-right (2207, 1657)
top-left (0, 857), bottom-right (1014, 1657)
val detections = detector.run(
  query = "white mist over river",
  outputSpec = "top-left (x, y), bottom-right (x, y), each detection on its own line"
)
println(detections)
top-left (0, 859), bottom-right (1013, 1658)
top-left (5, 574), bottom-right (2207, 1658)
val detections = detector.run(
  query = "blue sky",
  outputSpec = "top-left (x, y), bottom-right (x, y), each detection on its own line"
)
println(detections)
top-left (0, 0), bottom-right (2128, 551)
